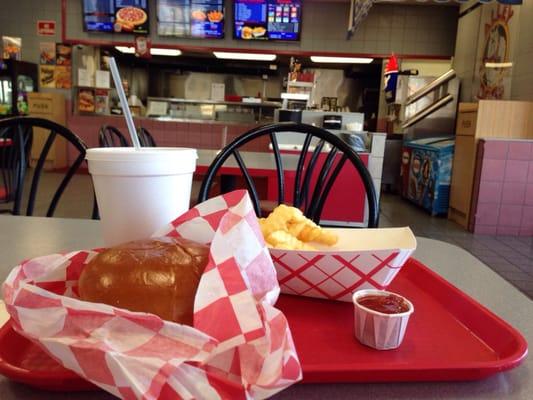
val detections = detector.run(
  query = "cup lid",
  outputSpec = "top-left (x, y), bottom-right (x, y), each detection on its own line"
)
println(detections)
top-left (86, 147), bottom-right (198, 162)
top-left (86, 147), bottom-right (198, 176)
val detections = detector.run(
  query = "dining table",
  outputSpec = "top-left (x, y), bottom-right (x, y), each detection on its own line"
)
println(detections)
top-left (0, 215), bottom-right (531, 400)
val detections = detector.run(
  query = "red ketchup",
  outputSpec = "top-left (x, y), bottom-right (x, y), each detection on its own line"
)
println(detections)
top-left (357, 294), bottom-right (410, 314)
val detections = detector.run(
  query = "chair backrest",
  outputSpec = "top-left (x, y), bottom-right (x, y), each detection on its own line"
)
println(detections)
top-left (99, 125), bottom-right (129, 147)
top-left (198, 122), bottom-right (379, 227)
top-left (137, 127), bottom-right (157, 147)
top-left (0, 124), bottom-right (31, 205)
top-left (0, 116), bottom-right (97, 218)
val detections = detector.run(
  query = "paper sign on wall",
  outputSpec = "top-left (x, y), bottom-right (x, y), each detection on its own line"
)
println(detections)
top-left (55, 66), bottom-right (71, 89)
top-left (37, 20), bottom-right (56, 36)
top-left (39, 42), bottom-right (55, 65)
top-left (147, 101), bottom-right (168, 116)
top-left (211, 83), bottom-right (225, 101)
top-left (78, 68), bottom-right (92, 87)
top-left (95, 70), bottom-right (110, 88)
top-left (39, 65), bottom-right (56, 88)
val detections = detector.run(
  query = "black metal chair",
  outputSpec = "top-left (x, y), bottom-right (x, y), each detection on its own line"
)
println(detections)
top-left (98, 125), bottom-right (129, 147)
top-left (137, 127), bottom-right (157, 147)
top-left (198, 122), bottom-right (379, 228)
top-left (0, 117), bottom-right (98, 219)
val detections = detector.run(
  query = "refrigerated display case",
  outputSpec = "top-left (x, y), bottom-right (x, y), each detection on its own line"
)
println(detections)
top-left (401, 137), bottom-right (455, 216)
top-left (0, 60), bottom-right (38, 117)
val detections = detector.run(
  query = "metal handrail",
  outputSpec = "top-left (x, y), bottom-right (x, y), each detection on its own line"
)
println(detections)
top-left (401, 94), bottom-right (454, 129)
top-left (406, 69), bottom-right (457, 105)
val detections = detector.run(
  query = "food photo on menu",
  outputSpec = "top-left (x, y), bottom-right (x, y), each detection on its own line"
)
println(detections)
top-left (77, 88), bottom-right (96, 112)
top-left (157, 0), bottom-right (224, 38)
top-left (82, 0), bottom-right (149, 34)
top-left (234, 0), bottom-right (301, 40)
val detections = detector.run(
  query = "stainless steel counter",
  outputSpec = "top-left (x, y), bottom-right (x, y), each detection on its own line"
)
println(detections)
top-left (0, 216), bottom-right (531, 399)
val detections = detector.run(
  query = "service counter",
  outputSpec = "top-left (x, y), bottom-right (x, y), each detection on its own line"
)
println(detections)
top-left (66, 113), bottom-right (267, 155)
top-left (65, 113), bottom-right (385, 226)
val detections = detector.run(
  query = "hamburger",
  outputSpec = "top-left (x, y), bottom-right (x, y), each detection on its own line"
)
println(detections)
top-left (78, 237), bottom-right (209, 325)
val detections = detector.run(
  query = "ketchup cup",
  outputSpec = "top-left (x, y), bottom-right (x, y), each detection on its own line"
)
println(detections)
top-left (352, 289), bottom-right (414, 350)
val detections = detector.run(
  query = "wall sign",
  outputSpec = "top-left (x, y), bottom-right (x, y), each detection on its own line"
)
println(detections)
top-left (37, 20), bottom-right (56, 36)
top-left (473, 4), bottom-right (519, 99)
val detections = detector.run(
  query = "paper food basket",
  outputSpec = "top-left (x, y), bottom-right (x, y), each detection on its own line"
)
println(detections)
top-left (2, 190), bottom-right (302, 400)
top-left (270, 227), bottom-right (417, 302)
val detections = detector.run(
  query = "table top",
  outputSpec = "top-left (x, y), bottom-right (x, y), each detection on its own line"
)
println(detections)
top-left (0, 215), bottom-right (531, 400)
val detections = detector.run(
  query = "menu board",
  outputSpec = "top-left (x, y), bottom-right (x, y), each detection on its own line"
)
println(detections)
top-left (157, 0), bottom-right (224, 38)
top-left (234, 0), bottom-right (301, 41)
top-left (82, 0), bottom-right (149, 34)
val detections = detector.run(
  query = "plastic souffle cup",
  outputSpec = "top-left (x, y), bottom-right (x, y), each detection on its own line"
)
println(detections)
top-left (86, 147), bottom-right (197, 246)
top-left (352, 289), bottom-right (414, 350)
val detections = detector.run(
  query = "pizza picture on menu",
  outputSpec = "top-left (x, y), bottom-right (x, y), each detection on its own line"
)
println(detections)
top-left (114, 6), bottom-right (148, 33)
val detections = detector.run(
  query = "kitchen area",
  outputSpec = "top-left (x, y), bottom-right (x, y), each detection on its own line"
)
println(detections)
top-left (1, 0), bottom-right (531, 230)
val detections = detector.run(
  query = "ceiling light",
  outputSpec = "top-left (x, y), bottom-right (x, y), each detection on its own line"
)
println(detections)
top-left (485, 62), bottom-right (513, 68)
top-left (114, 47), bottom-right (181, 56)
top-left (115, 46), bottom-right (135, 54)
top-left (213, 52), bottom-right (277, 61)
top-left (310, 56), bottom-right (373, 64)
top-left (281, 93), bottom-right (309, 100)
top-left (150, 48), bottom-right (181, 56)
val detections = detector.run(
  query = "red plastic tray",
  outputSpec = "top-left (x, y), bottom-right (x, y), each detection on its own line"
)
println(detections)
top-left (0, 258), bottom-right (527, 390)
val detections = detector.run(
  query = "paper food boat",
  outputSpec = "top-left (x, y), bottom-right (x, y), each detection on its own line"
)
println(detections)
top-left (269, 227), bottom-right (416, 302)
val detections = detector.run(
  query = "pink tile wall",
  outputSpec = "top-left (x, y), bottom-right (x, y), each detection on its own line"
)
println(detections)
top-left (472, 139), bottom-right (533, 236)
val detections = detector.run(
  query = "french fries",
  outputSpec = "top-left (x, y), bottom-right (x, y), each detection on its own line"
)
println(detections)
top-left (259, 204), bottom-right (338, 250)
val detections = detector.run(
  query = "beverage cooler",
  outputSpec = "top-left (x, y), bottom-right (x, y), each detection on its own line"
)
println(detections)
top-left (0, 60), bottom-right (38, 117)
top-left (400, 137), bottom-right (455, 216)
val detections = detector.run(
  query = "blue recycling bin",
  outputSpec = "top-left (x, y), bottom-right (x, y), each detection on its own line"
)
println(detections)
top-left (401, 137), bottom-right (455, 216)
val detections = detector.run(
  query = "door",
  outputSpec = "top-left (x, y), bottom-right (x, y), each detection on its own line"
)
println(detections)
top-left (449, 135), bottom-right (476, 226)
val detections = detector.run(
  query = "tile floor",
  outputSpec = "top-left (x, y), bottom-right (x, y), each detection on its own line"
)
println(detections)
top-left (3, 172), bottom-right (533, 300)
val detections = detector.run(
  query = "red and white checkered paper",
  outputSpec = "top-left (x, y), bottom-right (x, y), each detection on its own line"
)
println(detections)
top-left (270, 236), bottom-right (414, 302)
top-left (2, 190), bottom-right (302, 399)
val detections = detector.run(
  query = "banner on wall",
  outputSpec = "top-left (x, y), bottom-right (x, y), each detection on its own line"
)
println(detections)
top-left (383, 54), bottom-right (399, 104)
top-left (473, 4), bottom-right (520, 100)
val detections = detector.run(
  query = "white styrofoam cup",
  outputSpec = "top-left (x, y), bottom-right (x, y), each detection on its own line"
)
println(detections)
top-left (86, 147), bottom-right (197, 246)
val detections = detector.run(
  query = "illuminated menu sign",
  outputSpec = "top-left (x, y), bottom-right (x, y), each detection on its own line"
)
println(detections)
top-left (234, 0), bottom-right (301, 41)
top-left (83, 0), bottom-right (149, 34)
top-left (157, 0), bottom-right (225, 38)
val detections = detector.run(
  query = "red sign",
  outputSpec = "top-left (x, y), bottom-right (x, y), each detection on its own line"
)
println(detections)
top-left (37, 20), bottom-right (56, 36)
